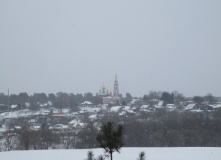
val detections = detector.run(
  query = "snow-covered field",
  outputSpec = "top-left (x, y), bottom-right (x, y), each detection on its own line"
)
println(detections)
top-left (1, 147), bottom-right (221, 160)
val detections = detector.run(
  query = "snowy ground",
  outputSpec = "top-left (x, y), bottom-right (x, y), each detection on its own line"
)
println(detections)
top-left (1, 147), bottom-right (221, 160)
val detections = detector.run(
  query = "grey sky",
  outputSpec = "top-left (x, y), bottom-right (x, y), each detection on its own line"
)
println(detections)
top-left (0, 0), bottom-right (221, 97)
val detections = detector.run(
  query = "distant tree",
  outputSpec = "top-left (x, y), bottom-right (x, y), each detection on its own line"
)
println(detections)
top-left (0, 93), bottom-right (8, 105)
top-left (143, 91), bottom-right (162, 101)
top-left (121, 100), bottom-right (126, 106)
top-left (9, 94), bottom-right (19, 106)
top-left (48, 93), bottom-right (56, 104)
top-left (40, 130), bottom-right (59, 149)
top-left (143, 95), bottom-right (148, 101)
top-left (174, 92), bottom-right (185, 105)
top-left (95, 96), bottom-right (103, 105)
top-left (84, 92), bottom-right (94, 103)
top-left (69, 93), bottom-right (78, 108)
top-left (125, 93), bottom-right (132, 103)
top-left (18, 92), bottom-right (29, 107)
top-left (161, 92), bottom-right (174, 105)
top-left (3, 130), bottom-right (19, 151)
top-left (96, 122), bottom-right (124, 160)
top-left (19, 127), bottom-right (32, 150)
top-left (30, 93), bottom-right (48, 104)
top-left (204, 93), bottom-right (216, 104)
top-left (76, 93), bottom-right (84, 104)
top-left (76, 122), bottom-right (98, 149)
top-left (60, 131), bottom-right (76, 149)
top-left (29, 130), bottom-right (41, 150)
top-left (192, 96), bottom-right (204, 104)
top-left (137, 151), bottom-right (146, 160)
top-left (149, 91), bottom-right (162, 100)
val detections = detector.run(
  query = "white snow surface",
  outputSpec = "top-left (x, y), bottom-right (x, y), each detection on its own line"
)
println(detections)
top-left (1, 147), bottom-right (221, 160)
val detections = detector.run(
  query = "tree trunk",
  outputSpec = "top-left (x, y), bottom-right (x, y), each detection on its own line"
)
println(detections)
top-left (110, 152), bottom-right (113, 160)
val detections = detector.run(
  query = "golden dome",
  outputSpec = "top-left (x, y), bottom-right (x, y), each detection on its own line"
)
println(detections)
top-left (102, 84), bottom-right (106, 92)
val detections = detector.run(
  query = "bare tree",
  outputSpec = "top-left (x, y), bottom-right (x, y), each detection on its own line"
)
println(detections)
top-left (40, 130), bottom-right (59, 149)
top-left (3, 130), bottom-right (19, 151)
top-left (19, 127), bottom-right (32, 150)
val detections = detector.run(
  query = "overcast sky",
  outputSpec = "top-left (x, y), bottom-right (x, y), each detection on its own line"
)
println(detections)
top-left (0, 0), bottom-right (221, 97)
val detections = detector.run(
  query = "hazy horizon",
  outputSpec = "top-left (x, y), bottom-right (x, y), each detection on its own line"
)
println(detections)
top-left (1, 0), bottom-right (221, 97)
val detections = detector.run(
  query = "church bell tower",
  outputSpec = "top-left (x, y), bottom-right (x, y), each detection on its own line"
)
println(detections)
top-left (113, 74), bottom-right (119, 97)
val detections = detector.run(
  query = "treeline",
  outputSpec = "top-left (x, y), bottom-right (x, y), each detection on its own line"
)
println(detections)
top-left (76, 111), bottom-right (221, 148)
top-left (0, 92), bottom-right (97, 109)
top-left (0, 91), bottom-right (220, 109)
top-left (124, 111), bottom-right (221, 147)
top-left (0, 92), bottom-right (135, 111)
top-left (3, 127), bottom-right (60, 151)
top-left (1, 110), bottom-right (221, 151)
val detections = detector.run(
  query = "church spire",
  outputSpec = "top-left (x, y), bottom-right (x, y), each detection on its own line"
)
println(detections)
top-left (113, 74), bottom-right (119, 97)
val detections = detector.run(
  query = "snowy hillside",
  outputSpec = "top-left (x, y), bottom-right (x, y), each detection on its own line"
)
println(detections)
top-left (1, 147), bottom-right (221, 160)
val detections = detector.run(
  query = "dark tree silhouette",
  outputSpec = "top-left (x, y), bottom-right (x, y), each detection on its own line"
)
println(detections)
top-left (161, 92), bottom-right (174, 105)
top-left (84, 151), bottom-right (95, 160)
top-left (96, 122), bottom-right (124, 160)
top-left (137, 151), bottom-right (146, 160)
top-left (192, 96), bottom-right (204, 104)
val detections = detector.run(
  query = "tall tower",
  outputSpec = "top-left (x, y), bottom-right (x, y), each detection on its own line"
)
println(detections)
top-left (113, 74), bottom-right (119, 97)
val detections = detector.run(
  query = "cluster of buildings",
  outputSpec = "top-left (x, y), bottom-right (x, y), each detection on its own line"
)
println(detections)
top-left (0, 75), bottom-right (221, 136)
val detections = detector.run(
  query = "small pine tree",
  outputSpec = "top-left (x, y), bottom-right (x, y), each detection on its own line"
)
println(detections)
top-left (85, 151), bottom-right (95, 160)
top-left (137, 151), bottom-right (146, 160)
top-left (97, 155), bottom-right (105, 160)
top-left (96, 122), bottom-right (124, 160)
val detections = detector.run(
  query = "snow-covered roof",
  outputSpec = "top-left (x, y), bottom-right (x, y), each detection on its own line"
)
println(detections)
top-left (28, 119), bottom-right (37, 123)
top-left (150, 99), bottom-right (159, 101)
top-left (140, 109), bottom-right (151, 112)
top-left (89, 114), bottom-right (97, 119)
top-left (15, 126), bottom-right (21, 129)
top-left (185, 104), bottom-right (197, 110)
top-left (213, 104), bottom-right (221, 109)
top-left (166, 104), bottom-right (176, 108)
top-left (140, 105), bottom-right (149, 109)
top-left (130, 99), bottom-right (139, 104)
top-left (40, 103), bottom-right (48, 107)
top-left (69, 119), bottom-right (79, 124)
top-left (25, 102), bottom-right (30, 107)
top-left (119, 111), bottom-right (126, 116)
top-left (81, 101), bottom-right (92, 105)
top-left (122, 106), bottom-right (130, 111)
top-left (110, 106), bottom-right (121, 112)
top-left (11, 105), bottom-right (17, 109)
top-left (0, 126), bottom-right (7, 133)
top-left (84, 107), bottom-right (100, 113)
top-left (73, 123), bottom-right (85, 128)
top-left (52, 124), bottom-right (68, 129)
top-left (157, 101), bottom-right (163, 106)
top-left (79, 110), bottom-right (88, 114)
top-left (126, 110), bottom-right (136, 114)
top-left (62, 109), bottom-right (69, 113)
top-left (30, 126), bottom-right (41, 131)
top-left (154, 105), bottom-right (163, 109)
top-left (190, 109), bottom-right (203, 113)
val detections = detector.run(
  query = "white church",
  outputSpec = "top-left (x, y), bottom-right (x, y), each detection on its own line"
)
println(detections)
top-left (96, 75), bottom-right (121, 105)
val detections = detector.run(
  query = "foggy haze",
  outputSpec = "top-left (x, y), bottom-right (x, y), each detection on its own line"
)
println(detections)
top-left (0, 0), bottom-right (221, 97)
